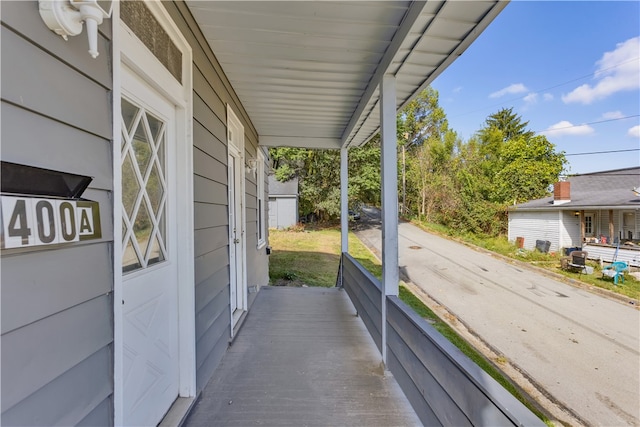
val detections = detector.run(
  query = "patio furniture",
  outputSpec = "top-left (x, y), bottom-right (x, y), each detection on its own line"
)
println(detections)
top-left (602, 261), bottom-right (628, 285)
top-left (567, 251), bottom-right (588, 275)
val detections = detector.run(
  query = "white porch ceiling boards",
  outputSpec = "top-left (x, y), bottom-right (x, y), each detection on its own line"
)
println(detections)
top-left (185, 1), bottom-right (508, 149)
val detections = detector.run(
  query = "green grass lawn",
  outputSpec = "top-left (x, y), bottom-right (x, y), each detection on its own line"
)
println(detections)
top-left (268, 226), bottom-right (551, 425)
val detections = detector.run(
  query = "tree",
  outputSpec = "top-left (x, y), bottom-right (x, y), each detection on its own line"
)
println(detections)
top-left (398, 87), bottom-right (452, 216)
top-left (476, 108), bottom-right (567, 205)
top-left (269, 141), bottom-right (381, 221)
top-left (479, 107), bottom-right (535, 143)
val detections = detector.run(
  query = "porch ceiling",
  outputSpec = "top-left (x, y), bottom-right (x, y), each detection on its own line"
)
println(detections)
top-left (185, 1), bottom-right (508, 149)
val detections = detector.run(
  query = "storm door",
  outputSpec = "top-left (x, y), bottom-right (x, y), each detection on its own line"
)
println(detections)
top-left (120, 65), bottom-right (179, 426)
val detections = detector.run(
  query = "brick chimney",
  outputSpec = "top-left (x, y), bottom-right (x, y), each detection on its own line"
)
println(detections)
top-left (553, 181), bottom-right (570, 204)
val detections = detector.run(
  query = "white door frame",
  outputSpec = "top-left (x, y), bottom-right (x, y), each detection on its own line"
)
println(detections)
top-left (227, 105), bottom-right (248, 334)
top-left (112, 3), bottom-right (194, 425)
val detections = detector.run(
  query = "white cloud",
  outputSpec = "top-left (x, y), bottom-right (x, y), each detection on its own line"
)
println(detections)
top-left (543, 93), bottom-right (554, 101)
top-left (562, 37), bottom-right (640, 104)
top-left (541, 121), bottom-right (595, 137)
top-left (489, 83), bottom-right (528, 98)
top-left (523, 93), bottom-right (538, 104)
top-left (628, 125), bottom-right (640, 138)
top-left (601, 111), bottom-right (624, 120)
top-left (453, 86), bottom-right (463, 94)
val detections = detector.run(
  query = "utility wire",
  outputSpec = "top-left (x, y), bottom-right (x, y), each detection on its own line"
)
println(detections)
top-left (446, 57), bottom-right (640, 119)
top-left (565, 148), bottom-right (640, 157)
top-left (536, 114), bottom-right (640, 133)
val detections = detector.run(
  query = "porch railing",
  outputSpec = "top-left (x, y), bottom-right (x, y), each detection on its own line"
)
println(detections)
top-left (340, 253), bottom-right (544, 426)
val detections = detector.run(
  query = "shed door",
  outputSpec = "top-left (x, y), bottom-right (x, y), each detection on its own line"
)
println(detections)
top-left (121, 65), bottom-right (179, 426)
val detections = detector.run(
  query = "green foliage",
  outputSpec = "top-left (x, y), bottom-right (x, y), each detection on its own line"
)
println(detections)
top-left (269, 140), bottom-right (381, 221)
top-left (270, 88), bottom-right (567, 236)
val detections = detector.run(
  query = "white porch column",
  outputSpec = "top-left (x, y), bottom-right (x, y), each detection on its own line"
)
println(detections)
top-left (380, 74), bottom-right (398, 365)
top-left (340, 146), bottom-right (349, 254)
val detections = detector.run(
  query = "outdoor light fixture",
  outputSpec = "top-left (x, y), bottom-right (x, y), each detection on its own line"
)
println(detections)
top-left (633, 187), bottom-right (640, 197)
top-left (574, 211), bottom-right (580, 217)
top-left (246, 158), bottom-right (258, 177)
top-left (39, 0), bottom-right (113, 58)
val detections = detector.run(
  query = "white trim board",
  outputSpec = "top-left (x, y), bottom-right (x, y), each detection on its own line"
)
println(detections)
top-left (113, 2), bottom-right (194, 425)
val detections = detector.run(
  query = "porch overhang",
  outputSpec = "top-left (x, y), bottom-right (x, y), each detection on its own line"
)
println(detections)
top-left (185, 1), bottom-right (508, 149)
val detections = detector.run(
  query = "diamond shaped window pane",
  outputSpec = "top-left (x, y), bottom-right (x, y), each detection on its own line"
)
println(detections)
top-left (147, 234), bottom-right (165, 267)
top-left (122, 99), bottom-right (139, 135)
top-left (146, 112), bottom-right (164, 144)
top-left (146, 161), bottom-right (164, 216)
top-left (122, 153), bottom-right (140, 218)
top-left (132, 120), bottom-right (152, 176)
top-left (123, 236), bottom-right (142, 273)
top-left (133, 201), bottom-right (152, 258)
top-left (156, 131), bottom-right (166, 171)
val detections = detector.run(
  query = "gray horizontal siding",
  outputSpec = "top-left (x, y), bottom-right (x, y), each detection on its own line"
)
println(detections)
top-left (1, 1), bottom-right (112, 89)
top-left (1, 295), bottom-right (112, 412)
top-left (1, 244), bottom-right (112, 334)
top-left (386, 296), bottom-right (543, 426)
top-left (1, 2), bottom-right (114, 425)
top-left (341, 253), bottom-right (382, 351)
top-left (1, 26), bottom-right (111, 139)
top-left (1, 102), bottom-right (112, 191)
top-left (194, 203), bottom-right (228, 230)
top-left (194, 226), bottom-right (229, 258)
top-left (1, 345), bottom-right (113, 427)
top-left (77, 395), bottom-right (112, 427)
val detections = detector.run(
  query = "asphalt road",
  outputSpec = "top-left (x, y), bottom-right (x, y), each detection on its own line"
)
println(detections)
top-left (354, 206), bottom-right (640, 427)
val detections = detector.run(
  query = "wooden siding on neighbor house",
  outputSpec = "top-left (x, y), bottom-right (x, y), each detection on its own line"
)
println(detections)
top-left (166, 2), bottom-right (269, 393)
top-left (508, 211), bottom-right (561, 252)
top-left (1, 1), bottom-right (114, 425)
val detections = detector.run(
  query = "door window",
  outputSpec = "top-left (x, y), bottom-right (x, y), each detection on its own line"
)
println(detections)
top-left (121, 98), bottom-right (168, 273)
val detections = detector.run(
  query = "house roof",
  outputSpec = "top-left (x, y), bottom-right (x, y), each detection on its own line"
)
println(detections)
top-left (185, 1), bottom-right (507, 150)
top-left (269, 175), bottom-right (298, 196)
top-left (511, 167), bottom-right (640, 211)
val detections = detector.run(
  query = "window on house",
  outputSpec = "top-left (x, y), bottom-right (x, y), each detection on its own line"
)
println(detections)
top-left (257, 149), bottom-right (266, 248)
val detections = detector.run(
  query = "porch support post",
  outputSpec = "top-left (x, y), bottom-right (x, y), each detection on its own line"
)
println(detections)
top-left (609, 209), bottom-right (614, 243)
top-left (580, 210), bottom-right (585, 243)
top-left (340, 146), bottom-right (349, 254)
top-left (380, 74), bottom-right (398, 366)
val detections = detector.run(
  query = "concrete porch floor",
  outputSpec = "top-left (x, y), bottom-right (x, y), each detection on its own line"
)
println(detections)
top-left (184, 286), bottom-right (420, 426)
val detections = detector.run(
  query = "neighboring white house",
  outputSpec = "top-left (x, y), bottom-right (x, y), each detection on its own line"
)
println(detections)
top-left (268, 175), bottom-right (299, 229)
top-left (508, 167), bottom-right (640, 266)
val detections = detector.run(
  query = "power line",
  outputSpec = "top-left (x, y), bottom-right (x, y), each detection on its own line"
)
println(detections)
top-left (565, 148), bottom-right (640, 157)
top-left (536, 114), bottom-right (640, 133)
top-left (446, 57), bottom-right (640, 120)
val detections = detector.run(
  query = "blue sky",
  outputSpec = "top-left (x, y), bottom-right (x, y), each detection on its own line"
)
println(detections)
top-left (431, 1), bottom-right (640, 175)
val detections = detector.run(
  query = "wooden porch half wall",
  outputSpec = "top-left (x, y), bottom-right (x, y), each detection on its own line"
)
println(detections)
top-left (341, 253), bottom-right (545, 426)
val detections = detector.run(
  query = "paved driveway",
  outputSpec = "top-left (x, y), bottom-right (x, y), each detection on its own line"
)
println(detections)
top-left (354, 207), bottom-right (639, 426)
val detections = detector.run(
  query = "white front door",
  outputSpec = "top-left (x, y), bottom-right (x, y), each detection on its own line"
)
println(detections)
top-left (227, 107), bottom-right (246, 327)
top-left (121, 65), bottom-right (179, 426)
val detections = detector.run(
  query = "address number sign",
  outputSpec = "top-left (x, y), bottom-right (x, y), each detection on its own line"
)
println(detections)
top-left (1, 196), bottom-right (101, 249)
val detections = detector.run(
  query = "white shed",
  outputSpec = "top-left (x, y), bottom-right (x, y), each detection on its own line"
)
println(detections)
top-left (268, 175), bottom-right (299, 229)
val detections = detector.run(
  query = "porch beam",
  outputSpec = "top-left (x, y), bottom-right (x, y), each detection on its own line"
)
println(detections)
top-left (341, 146), bottom-right (349, 253)
top-left (259, 136), bottom-right (341, 149)
top-left (340, 1), bottom-right (427, 147)
top-left (380, 74), bottom-right (399, 366)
